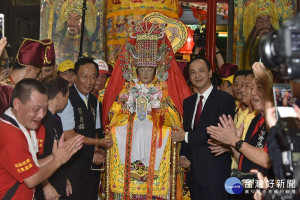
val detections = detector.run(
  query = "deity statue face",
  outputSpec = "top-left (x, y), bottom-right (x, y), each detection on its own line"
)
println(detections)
top-left (255, 15), bottom-right (271, 37)
top-left (137, 66), bottom-right (155, 84)
top-left (67, 12), bottom-right (82, 36)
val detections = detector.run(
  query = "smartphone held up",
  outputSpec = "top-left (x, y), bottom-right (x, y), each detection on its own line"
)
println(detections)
top-left (273, 84), bottom-right (297, 118)
top-left (0, 14), bottom-right (4, 39)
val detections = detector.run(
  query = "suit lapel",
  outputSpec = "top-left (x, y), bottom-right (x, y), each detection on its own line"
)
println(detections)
top-left (201, 88), bottom-right (216, 117)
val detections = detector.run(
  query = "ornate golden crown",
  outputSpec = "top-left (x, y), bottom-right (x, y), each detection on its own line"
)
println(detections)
top-left (128, 21), bottom-right (165, 68)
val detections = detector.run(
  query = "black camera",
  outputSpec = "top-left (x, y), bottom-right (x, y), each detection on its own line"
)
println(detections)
top-left (231, 169), bottom-right (258, 189)
top-left (194, 27), bottom-right (206, 48)
top-left (192, 27), bottom-right (207, 57)
top-left (259, 14), bottom-right (300, 80)
top-left (262, 118), bottom-right (300, 200)
top-left (275, 118), bottom-right (300, 180)
top-left (231, 168), bottom-right (299, 200)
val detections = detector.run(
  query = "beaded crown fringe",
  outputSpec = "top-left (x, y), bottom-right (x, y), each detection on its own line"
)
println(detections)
top-left (130, 21), bottom-right (165, 68)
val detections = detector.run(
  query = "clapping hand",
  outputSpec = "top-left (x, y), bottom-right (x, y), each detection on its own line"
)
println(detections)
top-left (207, 115), bottom-right (239, 146)
top-left (66, 178), bottom-right (72, 197)
top-left (52, 133), bottom-right (84, 165)
top-left (207, 139), bottom-right (230, 156)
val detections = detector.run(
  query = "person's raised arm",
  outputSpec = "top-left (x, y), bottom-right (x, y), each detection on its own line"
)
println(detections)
top-left (215, 46), bottom-right (224, 70)
top-left (0, 37), bottom-right (7, 57)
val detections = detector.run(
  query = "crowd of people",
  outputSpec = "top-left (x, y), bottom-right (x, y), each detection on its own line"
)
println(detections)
top-left (0, 18), bottom-right (299, 200)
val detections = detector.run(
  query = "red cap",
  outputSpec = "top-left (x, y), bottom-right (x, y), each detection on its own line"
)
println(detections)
top-left (94, 59), bottom-right (110, 75)
top-left (218, 62), bottom-right (238, 78)
top-left (16, 38), bottom-right (55, 68)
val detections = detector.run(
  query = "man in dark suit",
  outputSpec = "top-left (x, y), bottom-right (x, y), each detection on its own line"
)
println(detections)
top-left (171, 58), bottom-right (235, 199)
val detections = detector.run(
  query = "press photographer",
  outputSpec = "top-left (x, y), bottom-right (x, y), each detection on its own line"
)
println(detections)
top-left (192, 27), bottom-right (206, 57)
top-left (191, 27), bottom-right (224, 69)
top-left (251, 13), bottom-right (300, 200)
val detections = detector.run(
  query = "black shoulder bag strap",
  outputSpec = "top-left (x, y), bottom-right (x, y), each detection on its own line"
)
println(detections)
top-left (2, 182), bottom-right (20, 200)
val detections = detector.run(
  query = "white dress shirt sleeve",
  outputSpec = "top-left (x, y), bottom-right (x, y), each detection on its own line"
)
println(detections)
top-left (58, 99), bottom-right (75, 131)
top-left (185, 132), bottom-right (189, 143)
top-left (96, 102), bottom-right (101, 129)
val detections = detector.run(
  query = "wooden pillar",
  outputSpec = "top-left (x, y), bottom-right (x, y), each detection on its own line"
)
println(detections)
top-left (205, 0), bottom-right (217, 72)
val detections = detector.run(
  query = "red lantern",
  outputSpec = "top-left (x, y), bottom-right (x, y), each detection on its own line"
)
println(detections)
top-left (178, 28), bottom-right (194, 54)
top-left (190, 7), bottom-right (207, 22)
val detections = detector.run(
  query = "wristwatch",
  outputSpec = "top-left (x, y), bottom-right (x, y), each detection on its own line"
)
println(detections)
top-left (234, 140), bottom-right (244, 151)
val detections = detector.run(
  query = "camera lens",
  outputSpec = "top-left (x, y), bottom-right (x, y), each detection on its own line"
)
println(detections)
top-left (259, 14), bottom-right (300, 80)
top-left (259, 31), bottom-right (281, 70)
